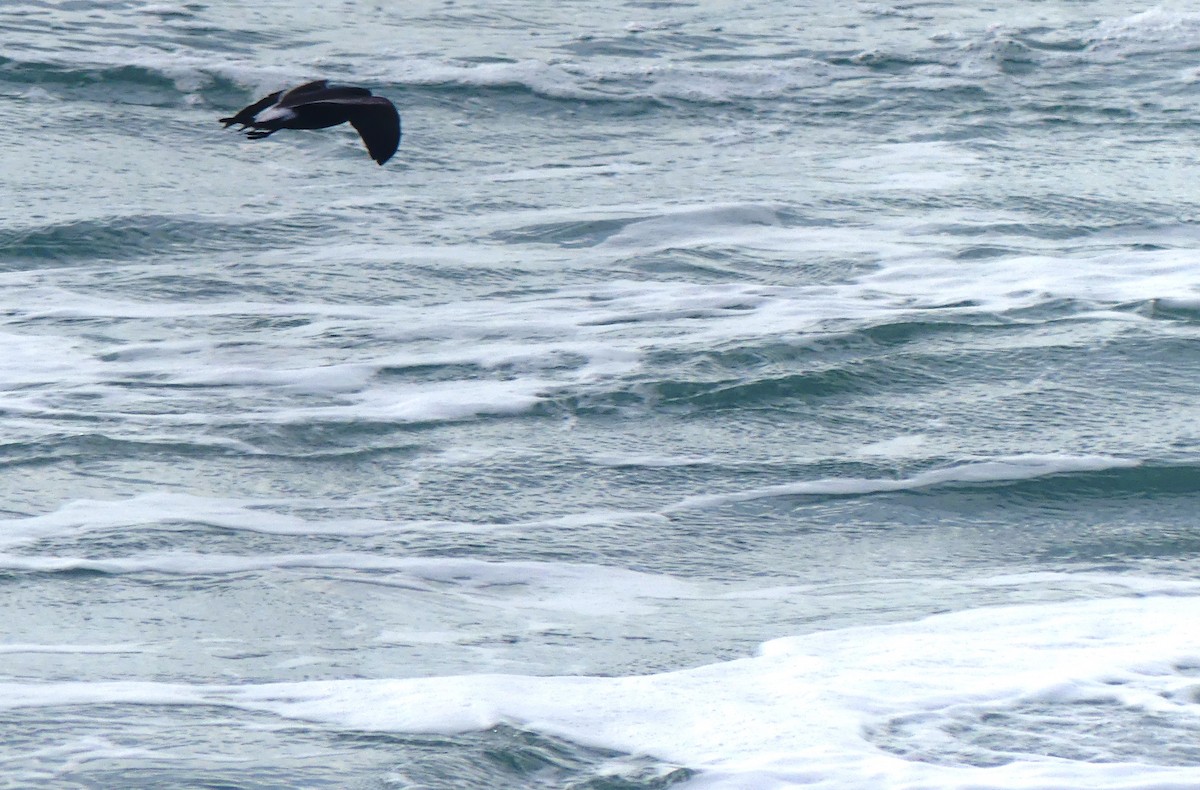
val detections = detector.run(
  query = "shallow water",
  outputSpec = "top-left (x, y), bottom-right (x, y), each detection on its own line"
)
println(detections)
top-left (2, 1), bottom-right (1200, 787)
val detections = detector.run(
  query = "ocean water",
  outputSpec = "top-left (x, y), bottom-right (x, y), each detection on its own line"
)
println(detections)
top-left (2, 0), bottom-right (1200, 787)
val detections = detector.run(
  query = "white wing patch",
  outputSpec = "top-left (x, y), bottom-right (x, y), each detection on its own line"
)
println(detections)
top-left (254, 105), bottom-right (297, 124)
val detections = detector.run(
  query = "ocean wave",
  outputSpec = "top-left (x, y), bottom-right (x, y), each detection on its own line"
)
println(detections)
top-left (0, 46), bottom-right (835, 107)
top-left (1087, 7), bottom-right (1200, 56)
top-left (0, 258), bottom-right (1191, 443)
top-left (0, 214), bottom-right (305, 265)
top-left (3, 594), bottom-right (1199, 787)
top-left (5, 2), bottom-right (1195, 120)
top-left (386, 56), bottom-right (838, 104)
top-left (0, 434), bottom-right (264, 470)
top-left (0, 56), bottom-right (187, 92)
top-left (632, 366), bottom-right (916, 410)
top-left (0, 643), bottom-right (145, 655)
top-left (0, 550), bottom-right (695, 618)
top-left (665, 455), bottom-right (1148, 511)
top-left (0, 491), bottom-right (667, 548)
top-left (0, 492), bottom-right (400, 549)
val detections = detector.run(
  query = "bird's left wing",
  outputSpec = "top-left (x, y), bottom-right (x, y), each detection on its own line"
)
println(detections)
top-left (280, 83), bottom-right (374, 108)
top-left (220, 89), bottom-right (284, 127)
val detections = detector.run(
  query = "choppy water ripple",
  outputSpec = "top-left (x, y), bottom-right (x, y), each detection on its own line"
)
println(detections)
top-left (3, 0), bottom-right (1200, 787)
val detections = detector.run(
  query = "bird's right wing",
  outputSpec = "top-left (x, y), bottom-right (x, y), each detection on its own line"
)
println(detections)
top-left (300, 96), bottom-right (402, 165)
top-left (344, 97), bottom-right (402, 165)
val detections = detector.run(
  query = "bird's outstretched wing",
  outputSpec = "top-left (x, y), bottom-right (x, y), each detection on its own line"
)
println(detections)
top-left (280, 80), bottom-right (330, 99)
top-left (301, 96), bottom-right (401, 165)
top-left (346, 97), bottom-right (401, 165)
top-left (219, 89), bottom-right (283, 128)
top-left (280, 81), bottom-right (374, 108)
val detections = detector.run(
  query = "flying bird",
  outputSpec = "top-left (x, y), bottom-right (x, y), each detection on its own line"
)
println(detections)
top-left (220, 80), bottom-right (401, 165)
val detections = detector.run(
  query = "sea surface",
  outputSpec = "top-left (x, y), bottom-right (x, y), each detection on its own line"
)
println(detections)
top-left (2, 1), bottom-right (1200, 787)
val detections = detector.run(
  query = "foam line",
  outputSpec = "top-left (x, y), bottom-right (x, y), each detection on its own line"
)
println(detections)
top-left (668, 454), bottom-right (1140, 511)
top-left (1, 596), bottom-right (1198, 787)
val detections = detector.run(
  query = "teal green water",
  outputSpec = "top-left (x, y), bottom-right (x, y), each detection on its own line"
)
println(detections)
top-left (2, 1), bottom-right (1200, 787)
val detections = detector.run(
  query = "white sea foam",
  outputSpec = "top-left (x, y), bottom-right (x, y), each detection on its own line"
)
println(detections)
top-left (0, 492), bottom-right (409, 547)
top-left (3, 219), bottom-right (1194, 437)
top-left (385, 56), bottom-right (835, 103)
top-left (559, 202), bottom-right (918, 263)
top-left (0, 643), bottom-right (146, 655)
top-left (490, 162), bottom-right (646, 182)
top-left (172, 361), bottom-right (379, 394)
top-left (354, 557), bottom-right (697, 616)
top-left (3, 594), bottom-right (1198, 788)
top-left (858, 247), bottom-right (1200, 313)
top-left (310, 378), bottom-right (551, 424)
top-left (591, 452), bottom-right (718, 468)
top-left (854, 435), bottom-right (928, 459)
top-left (598, 203), bottom-right (788, 250)
top-left (0, 285), bottom-right (638, 426)
top-left (1087, 8), bottom-right (1200, 56)
top-left (668, 454), bottom-right (1139, 511)
top-left (0, 331), bottom-right (98, 386)
top-left (831, 141), bottom-right (977, 191)
top-left (970, 571), bottom-right (1200, 596)
top-left (0, 490), bottom-right (672, 548)
top-left (0, 736), bottom-right (178, 774)
top-left (0, 37), bottom-right (834, 107)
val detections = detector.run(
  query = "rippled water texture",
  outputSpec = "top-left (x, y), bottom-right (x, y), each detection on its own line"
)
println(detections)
top-left (2, 1), bottom-right (1200, 787)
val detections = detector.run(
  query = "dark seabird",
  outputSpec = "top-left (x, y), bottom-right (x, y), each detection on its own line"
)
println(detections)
top-left (220, 80), bottom-right (401, 165)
